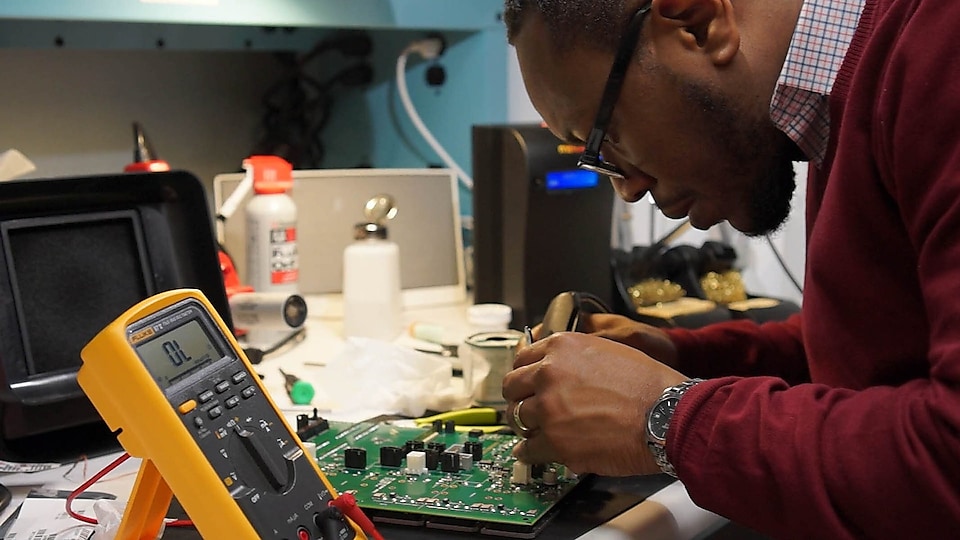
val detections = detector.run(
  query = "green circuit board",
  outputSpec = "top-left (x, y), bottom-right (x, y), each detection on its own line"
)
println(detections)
top-left (302, 418), bottom-right (581, 538)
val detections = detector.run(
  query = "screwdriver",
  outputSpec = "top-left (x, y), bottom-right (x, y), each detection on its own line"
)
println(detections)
top-left (278, 368), bottom-right (315, 405)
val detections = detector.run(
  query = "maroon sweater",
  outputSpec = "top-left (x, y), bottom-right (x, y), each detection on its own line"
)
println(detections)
top-left (665, 0), bottom-right (960, 537)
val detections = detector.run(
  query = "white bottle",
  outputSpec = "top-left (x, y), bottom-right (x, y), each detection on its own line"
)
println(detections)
top-left (243, 156), bottom-right (299, 347)
top-left (342, 194), bottom-right (402, 341)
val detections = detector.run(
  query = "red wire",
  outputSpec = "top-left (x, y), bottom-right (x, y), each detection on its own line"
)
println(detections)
top-left (65, 452), bottom-right (132, 524)
top-left (66, 456), bottom-right (372, 537)
top-left (65, 453), bottom-right (194, 528)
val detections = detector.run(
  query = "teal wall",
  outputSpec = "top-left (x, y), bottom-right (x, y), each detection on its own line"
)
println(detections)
top-left (325, 28), bottom-right (508, 216)
top-left (0, 1), bottom-right (509, 220)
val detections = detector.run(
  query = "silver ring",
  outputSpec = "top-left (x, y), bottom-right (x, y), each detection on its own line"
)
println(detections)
top-left (513, 399), bottom-right (533, 435)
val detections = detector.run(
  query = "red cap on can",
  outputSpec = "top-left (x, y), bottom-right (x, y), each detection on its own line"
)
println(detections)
top-left (244, 155), bottom-right (293, 194)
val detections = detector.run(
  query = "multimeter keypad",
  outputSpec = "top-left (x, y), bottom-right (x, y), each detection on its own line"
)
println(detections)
top-left (187, 373), bottom-right (261, 425)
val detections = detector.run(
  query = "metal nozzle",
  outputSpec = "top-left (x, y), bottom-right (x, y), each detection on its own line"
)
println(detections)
top-left (132, 121), bottom-right (160, 163)
top-left (363, 194), bottom-right (398, 225)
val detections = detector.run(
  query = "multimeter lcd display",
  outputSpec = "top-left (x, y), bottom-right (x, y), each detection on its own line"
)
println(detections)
top-left (135, 319), bottom-right (222, 389)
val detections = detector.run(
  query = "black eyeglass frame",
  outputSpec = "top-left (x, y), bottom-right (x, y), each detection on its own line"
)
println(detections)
top-left (576, 2), bottom-right (654, 179)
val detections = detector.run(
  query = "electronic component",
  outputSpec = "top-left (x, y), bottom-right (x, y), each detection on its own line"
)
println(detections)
top-left (464, 440), bottom-right (483, 461)
top-left (425, 448), bottom-right (440, 471)
top-left (512, 461), bottom-right (532, 485)
top-left (440, 452), bottom-right (460, 473)
top-left (458, 453), bottom-right (474, 471)
top-left (310, 419), bottom-right (581, 538)
top-left (404, 440), bottom-right (425, 454)
top-left (296, 408), bottom-right (331, 440)
top-left (542, 468), bottom-right (558, 486)
top-left (380, 446), bottom-right (404, 468)
top-left (345, 448), bottom-right (367, 470)
top-left (405, 451), bottom-right (428, 475)
top-left (78, 289), bottom-right (365, 540)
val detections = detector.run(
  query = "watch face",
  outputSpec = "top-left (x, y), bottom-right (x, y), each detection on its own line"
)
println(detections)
top-left (648, 396), bottom-right (679, 441)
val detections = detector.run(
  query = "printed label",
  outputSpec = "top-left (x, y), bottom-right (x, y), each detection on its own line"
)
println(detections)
top-left (269, 225), bottom-right (299, 284)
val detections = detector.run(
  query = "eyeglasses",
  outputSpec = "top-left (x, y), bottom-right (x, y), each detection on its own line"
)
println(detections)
top-left (577, 2), bottom-right (653, 179)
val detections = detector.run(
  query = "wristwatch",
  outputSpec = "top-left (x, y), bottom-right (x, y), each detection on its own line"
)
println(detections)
top-left (646, 378), bottom-right (704, 477)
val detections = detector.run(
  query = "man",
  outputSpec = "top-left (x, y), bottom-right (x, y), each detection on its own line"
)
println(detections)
top-left (500, 0), bottom-right (960, 538)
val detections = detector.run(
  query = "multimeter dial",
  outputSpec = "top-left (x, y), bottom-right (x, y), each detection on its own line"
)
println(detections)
top-left (228, 419), bottom-right (298, 494)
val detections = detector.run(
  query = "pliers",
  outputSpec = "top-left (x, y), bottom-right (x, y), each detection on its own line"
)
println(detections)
top-left (414, 407), bottom-right (512, 434)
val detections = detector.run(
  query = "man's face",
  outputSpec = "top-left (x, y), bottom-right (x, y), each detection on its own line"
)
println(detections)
top-left (513, 11), bottom-right (796, 236)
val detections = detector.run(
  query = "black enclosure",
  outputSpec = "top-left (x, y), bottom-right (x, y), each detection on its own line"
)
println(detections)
top-left (0, 170), bottom-right (231, 462)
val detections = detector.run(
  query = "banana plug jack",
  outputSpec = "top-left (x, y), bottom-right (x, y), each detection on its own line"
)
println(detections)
top-left (279, 368), bottom-right (315, 405)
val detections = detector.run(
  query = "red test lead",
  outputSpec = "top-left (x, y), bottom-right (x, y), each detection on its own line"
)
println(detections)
top-left (330, 492), bottom-right (384, 540)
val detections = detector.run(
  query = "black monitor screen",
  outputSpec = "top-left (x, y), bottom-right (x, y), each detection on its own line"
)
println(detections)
top-left (2, 211), bottom-right (153, 379)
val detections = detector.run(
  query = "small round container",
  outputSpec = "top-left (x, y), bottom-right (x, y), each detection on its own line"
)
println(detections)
top-left (467, 303), bottom-right (512, 332)
top-left (463, 330), bottom-right (523, 406)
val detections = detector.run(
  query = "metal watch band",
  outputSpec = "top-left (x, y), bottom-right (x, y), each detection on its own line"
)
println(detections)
top-left (648, 440), bottom-right (675, 478)
top-left (646, 378), bottom-right (704, 478)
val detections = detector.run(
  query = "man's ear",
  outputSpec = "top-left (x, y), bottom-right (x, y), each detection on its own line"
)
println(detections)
top-left (653, 0), bottom-right (740, 65)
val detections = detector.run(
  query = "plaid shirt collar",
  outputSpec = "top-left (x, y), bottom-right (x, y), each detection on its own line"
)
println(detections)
top-left (770, 0), bottom-right (866, 165)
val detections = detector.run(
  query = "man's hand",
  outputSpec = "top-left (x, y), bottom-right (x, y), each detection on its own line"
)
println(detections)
top-left (502, 332), bottom-right (687, 476)
top-left (579, 313), bottom-right (679, 369)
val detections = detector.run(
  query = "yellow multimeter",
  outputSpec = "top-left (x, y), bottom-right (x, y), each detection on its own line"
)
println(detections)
top-left (78, 289), bottom-right (365, 540)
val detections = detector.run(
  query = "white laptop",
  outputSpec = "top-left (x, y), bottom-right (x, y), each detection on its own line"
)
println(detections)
top-left (214, 168), bottom-right (466, 310)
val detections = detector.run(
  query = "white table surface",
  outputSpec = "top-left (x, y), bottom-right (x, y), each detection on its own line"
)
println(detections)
top-left (0, 294), bottom-right (726, 540)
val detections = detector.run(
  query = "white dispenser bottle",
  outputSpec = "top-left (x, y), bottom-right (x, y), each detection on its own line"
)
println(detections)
top-left (243, 156), bottom-right (299, 347)
top-left (342, 194), bottom-right (402, 341)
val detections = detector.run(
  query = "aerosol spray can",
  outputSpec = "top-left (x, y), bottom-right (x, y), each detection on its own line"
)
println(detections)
top-left (244, 155), bottom-right (299, 348)
top-left (342, 194), bottom-right (402, 341)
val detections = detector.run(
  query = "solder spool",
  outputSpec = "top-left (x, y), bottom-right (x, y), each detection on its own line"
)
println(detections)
top-left (463, 330), bottom-right (523, 407)
top-left (229, 292), bottom-right (307, 330)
